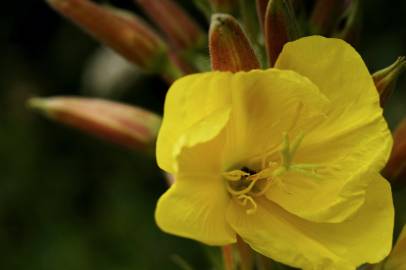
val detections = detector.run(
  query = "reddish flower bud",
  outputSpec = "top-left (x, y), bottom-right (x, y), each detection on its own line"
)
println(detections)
top-left (264, 0), bottom-right (300, 66)
top-left (209, 14), bottom-right (260, 72)
top-left (373, 57), bottom-right (406, 107)
top-left (28, 97), bottom-right (161, 151)
top-left (46, 0), bottom-right (168, 72)
top-left (256, 0), bottom-right (269, 31)
top-left (384, 117), bottom-right (406, 186)
top-left (136, 0), bottom-right (205, 50)
top-left (310, 0), bottom-right (348, 35)
top-left (333, 0), bottom-right (361, 45)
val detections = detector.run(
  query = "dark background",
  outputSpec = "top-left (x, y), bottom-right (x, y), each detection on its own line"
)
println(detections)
top-left (0, 1), bottom-right (405, 269)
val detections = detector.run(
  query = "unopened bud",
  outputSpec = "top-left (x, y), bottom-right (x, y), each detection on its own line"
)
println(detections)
top-left (256, 0), bottom-right (269, 31)
top-left (373, 57), bottom-right (406, 107)
top-left (383, 117), bottom-right (406, 186)
top-left (209, 14), bottom-right (260, 72)
top-left (334, 0), bottom-right (361, 45)
top-left (136, 0), bottom-right (205, 50)
top-left (310, 0), bottom-right (348, 36)
top-left (46, 0), bottom-right (167, 72)
top-left (28, 97), bottom-right (161, 151)
top-left (264, 0), bottom-right (300, 66)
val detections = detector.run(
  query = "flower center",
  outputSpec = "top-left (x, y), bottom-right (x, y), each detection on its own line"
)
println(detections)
top-left (223, 132), bottom-right (324, 215)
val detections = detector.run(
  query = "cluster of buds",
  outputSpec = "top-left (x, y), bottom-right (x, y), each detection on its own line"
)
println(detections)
top-left (30, 0), bottom-right (406, 182)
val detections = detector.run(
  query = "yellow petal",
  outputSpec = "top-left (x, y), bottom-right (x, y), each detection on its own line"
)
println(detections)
top-left (172, 107), bottom-right (231, 174)
top-left (275, 36), bottom-right (379, 121)
top-left (157, 69), bottom-right (330, 173)
top-left (156, 72), bottom-right (233, 173)
top-left (155, 176), bottom-right (236, 245)
top-left (156, 114), bottom-right (236, 245)
top-left (223, 69), bottom-right (329, 168)
top-left (227, 173), bottom-right (394, 270)
top-left (271, 36), bottom-right (392, 222)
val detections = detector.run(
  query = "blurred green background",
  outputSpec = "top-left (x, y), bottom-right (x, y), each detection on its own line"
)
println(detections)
top-left (0, 1), bottom-right (405, 269)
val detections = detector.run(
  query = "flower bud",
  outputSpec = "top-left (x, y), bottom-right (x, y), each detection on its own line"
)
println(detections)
top-left (373, 57), bottom-right (406, 107)
top-left (136, 0), bottom-right (205, 50)
top-left (209, 14), bottom-right (260, 72)
top-left (264, 0), bottom-right (300, 66)
top-left (28, 97), bottom-right (161, 151)
top-left (310, 0), bottom-right (348, 36)
top-left (383, 117), bottom-right (406, 186)
top-left (256, 0), bottom-right (269, 31)
top-left (334, 0), bottom-right (361, 45)
top-left (46, 0), bottom-right (168, 72)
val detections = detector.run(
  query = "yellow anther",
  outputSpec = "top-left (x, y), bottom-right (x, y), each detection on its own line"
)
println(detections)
top-left (248, 168), bottom-right (273, 181)
top-left (223, 170), bottom-right (250, 181)
top-left (226, 178), bottom-right (259, 196)
top-left (237, 194), bottom-right (257, 215)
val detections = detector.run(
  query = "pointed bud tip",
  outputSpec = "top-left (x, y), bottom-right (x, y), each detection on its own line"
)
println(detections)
top-left (28, 97), bottom-right (162, 151)
top-left (264, 0), bottom-right (300, 66)
top-left (373, 56), bottom-right (406, 106)
top-left (209, 13), bottom-right (260, 72)
top-left (27, 97), bottom-right (45, 109)
top-left (27, 98), bottom-right (53, 116)
top-left (211, 13), bottom-right (229, 27)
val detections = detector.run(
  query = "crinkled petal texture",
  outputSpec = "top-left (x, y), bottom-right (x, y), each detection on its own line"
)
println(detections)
top-left (156, 72), bottom-right (233, 173)
top-left (155, 107), bottom-right (237, 245)
top-left (156, 68), bottom-right (328, 245)
top-left (155, 36), bottom-right (394, 270)
top-left (269, 36), bottom-right (393, 223)
top-left (227, 173), bottom-right (393, 270)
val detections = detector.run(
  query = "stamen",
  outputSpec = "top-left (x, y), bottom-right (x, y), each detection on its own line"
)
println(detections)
top-left (224, 127), bottom-right (328, 214)
top-left (223, 170), bottom-right (250, 181)
top-left (236, 194), bottom-right (257, 215)
top-left (226, 178), bottom-right (259, 196)
top-left (290, 132), bottom-right (304, 158)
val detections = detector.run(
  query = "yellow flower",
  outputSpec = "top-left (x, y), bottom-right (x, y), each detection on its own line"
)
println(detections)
top-left (155, 36), bottom-right (394, 270)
